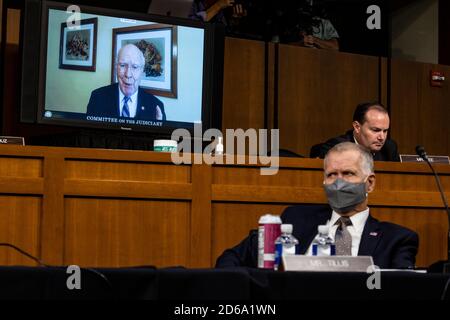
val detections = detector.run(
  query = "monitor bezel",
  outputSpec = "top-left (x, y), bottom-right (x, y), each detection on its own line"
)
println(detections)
top-left (27, 0), bottom-right (223, 138)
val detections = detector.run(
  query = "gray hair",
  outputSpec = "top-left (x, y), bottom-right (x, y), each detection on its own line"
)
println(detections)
top-left (116, 43), bottom-right (145, 67)
top-left (324, 142), bottom-right (374, 176)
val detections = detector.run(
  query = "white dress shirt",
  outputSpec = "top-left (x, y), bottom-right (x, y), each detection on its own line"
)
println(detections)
top-left (305, 208), bottom-right (370, 256)
top-left (119, 90), bottom-right (138, 118)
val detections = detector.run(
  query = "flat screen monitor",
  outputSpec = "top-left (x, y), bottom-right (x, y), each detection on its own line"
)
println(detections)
top-left (20, 0), bottom-right (224, 137)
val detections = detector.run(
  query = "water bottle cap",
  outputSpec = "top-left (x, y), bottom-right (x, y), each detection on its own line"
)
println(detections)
top-left (318, 225), bottom-right (329, 234)
top-left (281, 224), bottom-right (293, 234)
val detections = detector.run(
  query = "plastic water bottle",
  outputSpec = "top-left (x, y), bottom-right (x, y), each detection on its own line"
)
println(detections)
top-left (274, 224), bottom-right (299, 271)
top-left (215, 137), bottom-right (224, 155)
top-left (311, 225), bottom-right (336, 256)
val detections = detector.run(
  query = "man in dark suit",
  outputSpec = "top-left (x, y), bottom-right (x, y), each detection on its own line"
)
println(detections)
top-left (310, 102), bottom-right (399, 161)
top-left (86, 44), bottom-right (166, 121)
top-left (216, 142), bottom-right (418, 269)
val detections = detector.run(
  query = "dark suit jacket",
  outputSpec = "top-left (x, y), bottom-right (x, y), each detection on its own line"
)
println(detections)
top-left (310, 130), bottom-right (400, 161)
top-left (86, 83), bottom-right (166, 121)
top-left (215, 204), bottom-right (419, 269)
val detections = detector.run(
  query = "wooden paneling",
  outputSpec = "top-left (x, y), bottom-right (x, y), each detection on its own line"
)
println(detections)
top-left (222, 37), bottom-right (266, 131)
top-left (390, 59), bottom-right (450, 156)
top-left (190, 164), bottom-right (212, 267)
top-left (212, 164), bottom-right (322, 187)
top-left (371, 208), bottom-right (447, 268)
top-left (64, 180), bottom-right (192, 200)
top-left (0, 177), bottom-right (43, 194)
top-left (64, 198), bottom-right (190, 268)
top-left (40, 155), bottom-right (65, 265)
top-left (0, 196), bottom-right (41, 266)
top-left (277, 45), bottom-right (380, 156)
top-left (0, 157), bottom-right (42, 177)
top-left (266, 43), bottom-right (276, 130)
top-left (380, 57), bottom-right (389, 106)
top-left (65, 160), bottom-right (190, 182)
top-left (6, 8), bottom-right (20, 45)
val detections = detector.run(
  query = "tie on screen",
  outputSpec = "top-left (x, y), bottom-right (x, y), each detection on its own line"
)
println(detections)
top-left (335, 216), bottom-right (352, 256)
top-left (121, 96), bottom-right (130, 117)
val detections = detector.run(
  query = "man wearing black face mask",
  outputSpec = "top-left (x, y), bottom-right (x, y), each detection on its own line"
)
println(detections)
top-left (216, 142), bottom-right (418, 269)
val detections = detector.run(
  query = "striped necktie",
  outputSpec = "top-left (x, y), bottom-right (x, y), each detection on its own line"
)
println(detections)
top-left (121, 96), bottom-right (130, 117)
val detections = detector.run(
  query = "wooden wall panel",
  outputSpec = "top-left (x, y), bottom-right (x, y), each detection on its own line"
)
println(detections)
top-left (190, 164), bottom-right (212, 267)
top-left (375, 166), bottom-right (450, 191)
top-left (0, 196), bottom-right (41, 266)
top-left (0, 157), bottom-right (42, 177)
top-left (64, 198), bottom-right (190, 268)
top-left (65, 160), bottom-right (190, 182)
top-left (390, 59), bottom-right (450, 156)
top-left (213, 163), bottom-right (322, 187)
top-left (277, 45), bottom-right (380, 156)
top-left (40, 155), bottom-right (65, 265)
top-left (371, 208), bottom-right (447, 268)
top-left (222, 37), bottom-right (266, 131)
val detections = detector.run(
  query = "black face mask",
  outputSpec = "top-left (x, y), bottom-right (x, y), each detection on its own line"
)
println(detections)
top-left (323, 178), bottom-right (368, 213)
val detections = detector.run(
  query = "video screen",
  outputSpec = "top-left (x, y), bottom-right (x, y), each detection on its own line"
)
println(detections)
top-left (39, 3), bottom-right (207, 132)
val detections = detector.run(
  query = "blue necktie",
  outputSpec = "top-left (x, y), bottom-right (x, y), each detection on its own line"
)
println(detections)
top-left (121, 96), bottom-right (130, 117)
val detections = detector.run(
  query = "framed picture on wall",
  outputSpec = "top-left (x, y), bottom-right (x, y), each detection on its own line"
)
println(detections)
top-left (59, 18), bottom-right (98, 71)
top-left (112, 24), bottom-right (178, 98)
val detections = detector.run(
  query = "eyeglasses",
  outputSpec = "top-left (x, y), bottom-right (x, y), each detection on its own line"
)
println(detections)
top-left (117, 63), bottom-right (143, 74)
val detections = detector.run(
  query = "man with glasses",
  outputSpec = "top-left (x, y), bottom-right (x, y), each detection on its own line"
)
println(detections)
top-left (310, 102), bottom-right (399, 161)
top-left (86, 44), bottom-right (166, 121)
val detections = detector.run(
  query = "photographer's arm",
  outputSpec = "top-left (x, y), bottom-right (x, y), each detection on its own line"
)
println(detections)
top-left (313, 37), bottom-right (339, 50)
top-left (303, 34), bottom-right (339, 51)
top-left (205, 0), bottom-right (235, 22)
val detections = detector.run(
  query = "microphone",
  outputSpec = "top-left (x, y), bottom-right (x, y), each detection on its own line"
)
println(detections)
top-left (0, 242), bottom-right (113, 290)
top-left (416, 146), bottom-right (450, 272)
top-left (0, 243), bottom-right (48, 267)
top-left (415, 145), bottom-right (428, 161)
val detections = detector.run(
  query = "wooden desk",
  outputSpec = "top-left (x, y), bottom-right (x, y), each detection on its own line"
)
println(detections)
top-left (0, 145), bottom-right (448, 268)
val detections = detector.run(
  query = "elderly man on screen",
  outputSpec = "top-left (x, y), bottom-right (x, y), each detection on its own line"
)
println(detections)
top-left (215, 142), bottom-right (418, 269)
top-left (86, 43), bottom-right (166, 121)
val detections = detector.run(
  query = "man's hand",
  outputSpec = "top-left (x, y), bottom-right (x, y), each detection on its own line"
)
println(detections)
top-left (301, 33), bottom-right (316, 47)
top-left (156, 106), bottom-right (163, 120)
top-left (232, 4), bottom-right (247, 18)
top-left (300, 32), bottom-right (339, 51)
top-left (218, 0), bottom-right (235, 10)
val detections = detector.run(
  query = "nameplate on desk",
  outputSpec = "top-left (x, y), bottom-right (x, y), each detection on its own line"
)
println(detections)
top-left (282, 255), bottom-right (374, 272)
top-left (0, 136), bottom-right (25, 146)
top-left (400, 154), bottom-right (450, 164)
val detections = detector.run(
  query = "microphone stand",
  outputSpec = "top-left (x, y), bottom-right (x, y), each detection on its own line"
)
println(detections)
top-left (417, 146), bottom-right (450, 272)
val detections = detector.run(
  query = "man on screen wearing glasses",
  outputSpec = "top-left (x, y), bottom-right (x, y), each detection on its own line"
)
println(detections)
top-left (86, 43), bottom-right (166, 121)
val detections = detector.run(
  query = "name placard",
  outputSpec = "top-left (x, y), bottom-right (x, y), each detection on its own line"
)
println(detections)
top-left (0, 136), bottom-right (25, 146)
top-left (400, 154), bottom-right (450, 165)
top-left (282, 255), bottom-right (374, 272)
